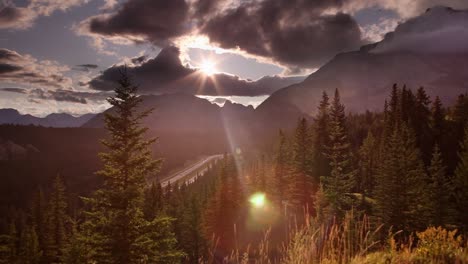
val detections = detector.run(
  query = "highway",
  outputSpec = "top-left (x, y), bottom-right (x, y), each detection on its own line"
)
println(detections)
top-left (160, 154), bottom-right (223, 187)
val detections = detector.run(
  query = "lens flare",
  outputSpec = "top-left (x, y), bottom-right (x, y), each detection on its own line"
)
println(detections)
top-left (200, 60), bottom-right (216, 76)
top-left (249, 193), bottom-right (266, 208)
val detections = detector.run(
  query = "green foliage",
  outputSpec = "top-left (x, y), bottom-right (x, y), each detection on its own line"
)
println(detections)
top-left (18, 224), bottom-right (41, 264)
top-left (80, 70), bottom-right (182, 263)
top-left (375, 124), bottom-right (430, 232)
top-left (454, 126), bottom-right (468, 230)
top-left (427, 145), bottom-right (452, 227)
top-left (313, 91), bottom-right (331, 179)
top-left (321, 89), bottom-right (356, 218)
top-left (45, 175), bottom-right (68, 263)
top-left (414, 226), bottom-right (465, 263)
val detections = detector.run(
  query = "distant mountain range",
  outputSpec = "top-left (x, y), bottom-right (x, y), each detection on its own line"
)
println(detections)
top-left (258, 6), bottom-right (468, 115)
top-left (0, 108), bottom-right (96, 127)
top-left (83, 93), bottom-right (301, 149)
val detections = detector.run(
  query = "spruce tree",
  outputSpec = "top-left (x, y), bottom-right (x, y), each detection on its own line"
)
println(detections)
top-left (321, 89), bottom-right (356, 218)
top-left (413, 87), bottom-right (432, 164)
top-left (290, 118), bottom-right (313, 208)
top-left (358, 132), bottom-right (377, 201)
top-left (375, 124), bottom-right (429, 231)
top-left (18, 224), bottom-right (41, 264)
top-left (454, 126), bottom-right (468, 229)
top-left (45, 175), bottom-right (68, 263)
top-left (30, 187), bottom-right (48, 263)
top-left (428, 144), bottom-right (451, 227)
top-left (143, 182), bottom-right (164, 221)
top-left (313, 91), bottom-right (331, 179)
top-left (273, 130), bottom-right (290, 205)
top-left (431, 96), bottom-right (445, 146)
top-left (81, 70), bottom-right (182, 263)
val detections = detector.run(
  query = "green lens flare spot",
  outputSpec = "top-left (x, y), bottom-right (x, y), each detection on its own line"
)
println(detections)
top-left (249, 193), bottom-right (266, 208)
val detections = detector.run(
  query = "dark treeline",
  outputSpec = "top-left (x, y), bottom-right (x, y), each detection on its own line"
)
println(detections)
top-left (1, 79), bottom-right (468, 263)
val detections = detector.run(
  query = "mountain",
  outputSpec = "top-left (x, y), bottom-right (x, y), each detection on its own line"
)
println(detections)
top-left (0, 108), bottom-right (96, 127)
top-left (258, 6), bottom-right (468, 115)
top-left (84, 92), bottom-right (308, 150)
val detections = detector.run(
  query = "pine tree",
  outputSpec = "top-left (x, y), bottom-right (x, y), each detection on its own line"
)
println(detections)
top-left (290, 118), bottom-right (313, 208)
top-left (143, 182), bottom-right (164, 221)
top-left (30, 187), bottom-right (48, 263)
top-left (427, 144), bottom-right (451, 227)
top-left (413, 87), bottom-right (432, 164)
top-left (81, 70), bottom-right (182, 263)
top-left (358, 132), bottom-right (377, 201)
top-left (431, 96), bottom-right (445, 146)
top-left (18, 224), bottom-right (41, 264)
top-left (321, 89), bottom-right (356, 218)
top-left (45, 175), bottom-right (68, 263)
top-left (313, 91), bottom-right (331, 179)
top-left (273, 130), bottom-right (290, 205)
top-left (453, 125), bottom-right (468, 230)
top-left (375, 124), bottom-right (429, 231)
top-left (179, 195), bottom-right (204, 263)
top-left (0, 221), bottom-right (17, 263)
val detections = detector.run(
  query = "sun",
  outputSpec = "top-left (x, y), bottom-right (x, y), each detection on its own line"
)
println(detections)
top-left (200, 60), bottom-right (217, 76)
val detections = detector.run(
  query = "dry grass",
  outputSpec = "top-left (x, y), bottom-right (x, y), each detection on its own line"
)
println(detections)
top-left (201, 210), bottom-right (467, 264)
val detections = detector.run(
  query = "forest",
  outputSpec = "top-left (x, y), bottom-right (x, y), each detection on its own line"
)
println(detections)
top-left (1, 75), bottom-right (468, 263)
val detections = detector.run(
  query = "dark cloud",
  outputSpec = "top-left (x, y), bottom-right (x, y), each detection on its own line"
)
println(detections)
top-left (0, 48), bottom-right (21, 61)
top-left (131, 55), bottom-right (147, 65)
top-left (0, 87), bottom-right (27, 94)
top-left (86, 0), bottom-right (190, 45)
top-left (30, 89), bottom-right (87, 104)
top-left (0, 0), bottom-right (89, 29)
top-left (201, 0), bottom-right (363, 70)
top-left (28, 88), bottom-right (111, 104)
top-left (0, 48), bottom-right (72, 89)
top-left (88, 46), bottom-right (305, 96)
top-left (74, 64), bottom-right (99, 72)
top-left (0, 6), bottom-right (24, 28)
top-left (0, 63), bottom-right (22, 74)
top-left (79, 0), bottom-right (363, 70)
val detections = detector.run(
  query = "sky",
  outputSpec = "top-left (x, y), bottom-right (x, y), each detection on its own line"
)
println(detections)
top-left (0, 0), bottom-right (467, 116)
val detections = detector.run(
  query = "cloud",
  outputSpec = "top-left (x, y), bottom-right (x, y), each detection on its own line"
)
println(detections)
top-left (360, 17), bottom-right (400, 42)
top-left (131, 55), bottom-right (147, 65)
top-left (80, 0), bottom-right (190, 46)
top-left (74, 64), bottom-right (99, 72)
top-left (371, 6), bottom-right (468, 53)
top-left (77, 0), bottom-right (364, 71)
top-left (88, 46), bottom-right (305, 96)
top-left (0, 87), bottom-right (27, 94)
top-left (0, 48), bottom-right (72, 89)
top-left (0, 48), bottom-right (111, 110)
top-left (0, 0), bottom-right (90, 29)
top-left (201, 0), bottom-right (364, 71)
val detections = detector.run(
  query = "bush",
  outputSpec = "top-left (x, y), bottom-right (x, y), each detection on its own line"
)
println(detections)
top-left (414, 226), bottom-right (466, 263)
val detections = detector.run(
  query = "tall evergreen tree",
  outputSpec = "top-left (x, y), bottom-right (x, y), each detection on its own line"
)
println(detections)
top-left (321, 89), bottom-right (356, 218)
top-left (290, 118), bottom-right (313, 208)
top-left (413, 87), bottom-right (432, 164)
top-left (81, 70), bottom-right (182, 263)
top-left (45, 175), bottom-right (68, 263)
top-left (431, 96), bottom-right (445, 146)
top-left (18, 224), bottom-right (41, 264)
top-left (273, 130), bottom-right (290, 205)
top-left (453, 126), bottom-right (468, 230)
top-left (358, 132), bottom-right (378, 200)
top-left (375, 124), bottom-right (429, 231)
top-left (313, 91), bottom-right (331, 179)
top-left (30, 187), bottom-right (48, 263)
top-left (427, 144), bottom-right (451, 227)
top-left (143, 182), bottom-right (164, 221)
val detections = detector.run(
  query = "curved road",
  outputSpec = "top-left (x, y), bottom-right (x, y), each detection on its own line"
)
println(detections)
top-left (161, 154), bottom-right (223, 187)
